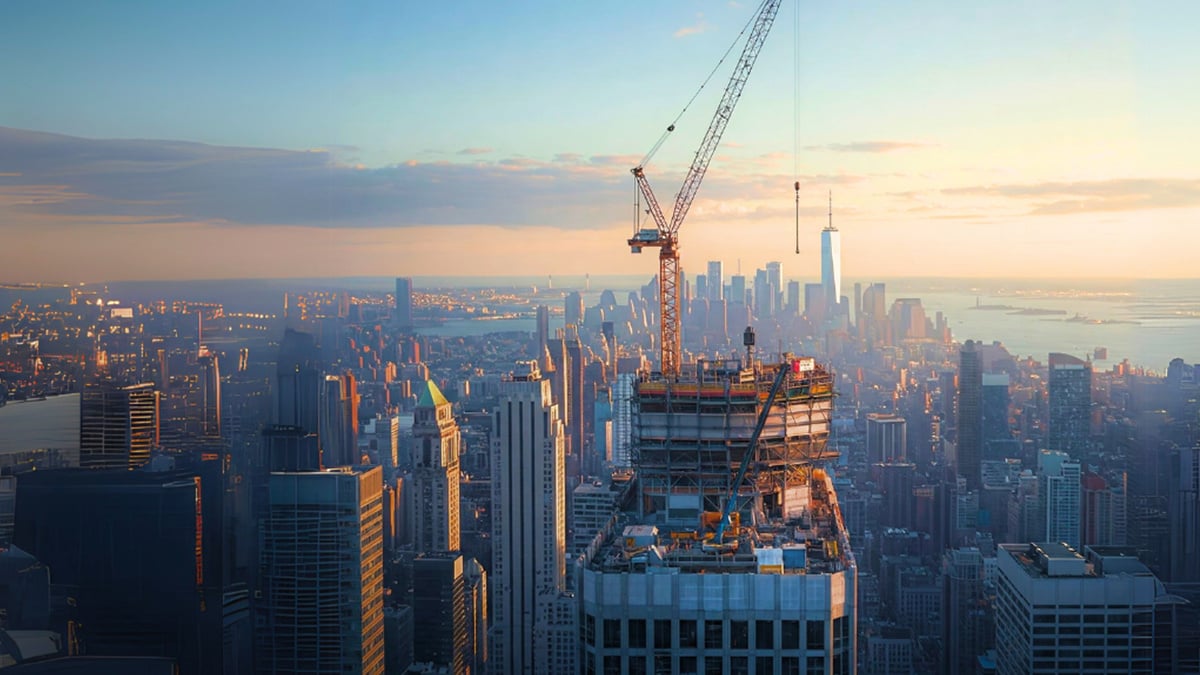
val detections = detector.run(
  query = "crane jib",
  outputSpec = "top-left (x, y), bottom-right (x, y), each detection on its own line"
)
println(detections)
top-left (624, 0), bottom-right (783, 378)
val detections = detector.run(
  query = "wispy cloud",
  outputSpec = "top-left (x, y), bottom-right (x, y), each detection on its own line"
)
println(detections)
top-left (674, 14), bottom-right (710, 38)
top-left (942, 179), bottom-right (1200, 215)
top-left (458, 147), bottom-right (493, 155)
top-left (807, 141), bottom-right (933, 153)
top-left (0, 127), bottom-right (633, 230)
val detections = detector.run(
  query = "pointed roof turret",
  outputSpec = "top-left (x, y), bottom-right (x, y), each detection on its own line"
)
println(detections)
top-left (416, 379), bottom-right (449, 408)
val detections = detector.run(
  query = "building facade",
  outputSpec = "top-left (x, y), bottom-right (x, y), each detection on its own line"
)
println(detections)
top-left (489, 362), bottom-right (573, 674)
top-left (255, 467), bottom-right (385, 674)
top-left (411, 380), bottom-right (461, 553)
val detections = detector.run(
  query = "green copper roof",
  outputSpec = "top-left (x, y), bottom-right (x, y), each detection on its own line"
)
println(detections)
top-left (416, 379), bottom-right (449, 408)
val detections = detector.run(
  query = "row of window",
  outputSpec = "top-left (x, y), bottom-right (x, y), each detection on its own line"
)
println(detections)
top-left (582, 616), bottom-right (828, 651)
top-left (582, 654), bottom-right (829, 675)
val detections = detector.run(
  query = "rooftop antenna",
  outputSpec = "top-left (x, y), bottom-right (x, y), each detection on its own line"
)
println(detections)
top-left (827, 190), bottom-right (835, 230)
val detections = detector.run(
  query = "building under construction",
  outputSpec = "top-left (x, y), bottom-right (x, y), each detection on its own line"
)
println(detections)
top-left (576, 353), bottom-right (856, 673)
top-left (633, 354), bottom-right (835, 527)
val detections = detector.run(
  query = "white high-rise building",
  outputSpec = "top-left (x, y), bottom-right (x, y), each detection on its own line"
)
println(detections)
top-left (412, 379), bottom-right (461, 553)
top-left (1039, 450), bottom-right (1081, 549)
top-left (490, 361), bottom-right (575, 674)
top-left (995, 542), bottom-right (1177, 674)
top-left (820, 195), bottom-right (841, 312)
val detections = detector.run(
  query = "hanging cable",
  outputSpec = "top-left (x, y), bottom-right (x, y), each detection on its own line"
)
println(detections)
top-left (637, 0), bottom-right (767, 169)
top-left (793, 0), bottom-right (802, 254)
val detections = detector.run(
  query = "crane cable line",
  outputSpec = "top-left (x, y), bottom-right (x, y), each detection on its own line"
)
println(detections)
top-left (794, 0), bottom-right (802, 255)
top-left (637, 0), bottom-right (769, 171)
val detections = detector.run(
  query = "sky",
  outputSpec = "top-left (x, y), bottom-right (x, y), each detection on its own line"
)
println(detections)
top-left (2, 0), bottom-right (1199, 282)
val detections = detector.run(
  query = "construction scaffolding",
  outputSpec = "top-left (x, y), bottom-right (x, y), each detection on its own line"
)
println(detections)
top-left (632, 357), bottom-right (835, 526)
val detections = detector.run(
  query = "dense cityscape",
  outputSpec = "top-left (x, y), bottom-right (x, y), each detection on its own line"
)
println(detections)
top-left (1, 242), bottom-right (1199, 673)
top-left (4, 1), bottom-right (1200, 673)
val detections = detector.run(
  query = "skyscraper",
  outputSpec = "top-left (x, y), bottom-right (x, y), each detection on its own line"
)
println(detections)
top-left (1039, 449), bottom-right (1081, 549)
top-left (14, 469), bottom-right (213, 670)
top-left (320, 372), bottom-right (359, 467)
top-left (766, 261), bottom-right (783, 314)
top-left (1048, 352), bottom-right (1091, 458)
top-left (489, 361), bottom-right (573, 674)
top-left (1168, 443), bottom-right (1200, 582)
top-left (256, 466), bottom-right (385, 674)
top-left (706, 260), bottom-right (723, 301)
top-left (866, 413), bottom-right (907, 464)
top-left (395, 277), bottom-right (414, 329)
top-left (941, 547), bottom-right (994, 675)
top-left (274, 329), bottom-right (321, 434)
top-left (578, 358), bottom-right (854, 675)
top-left (412, 379), bottom-right (461, 553)
top-left (995, 543), bottom-right (1178, 674)
top-left (80, 380), bottom-right (158, 470)
top-left (730, 274), bottom-right (747, 307)
top-left (981, 372), bottom-right (1012, 459)
top-left (820, 194), bottom-right (841, 312)
top-left (565, 291), bottom-right (584, 328)
top-left (411, 553), bottom-right (468, 674)
top-left (957, 340), bottom-right (983, 489)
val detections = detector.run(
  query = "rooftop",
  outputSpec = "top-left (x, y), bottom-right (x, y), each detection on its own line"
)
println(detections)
top-left (416, 379), bottom-right (449, 408)
top-left (581, 468), bottom-right (853, 577)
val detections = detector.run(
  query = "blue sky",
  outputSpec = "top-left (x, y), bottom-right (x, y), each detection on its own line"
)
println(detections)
top-left (2, 0), bottom-right (1199, 280)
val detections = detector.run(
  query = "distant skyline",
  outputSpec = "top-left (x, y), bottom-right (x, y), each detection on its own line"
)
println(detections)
top-left (3, 0), bottom-right (1199, 281)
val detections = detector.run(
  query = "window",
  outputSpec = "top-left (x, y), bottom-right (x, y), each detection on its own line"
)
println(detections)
top-left (756, 656), bottom-right (775, 675)
top-left (655, 619), bottom-right (673, 649)
top-left (781, 657), bottom-right (800, 675)
top-left (806, 656), bottom-right (826, 675)
top-left (730, 656), bottom-right (749, 675)
top-left (756, 620), bottom-right (774, 649)
top-left (629, 619), bottom-right (646, 648)
top-left (705, 620), bottom-right (724, 649)
top-left (603, 656), bottom-right (621, 675)
top-left (706, 656), bottom-right (725, 675)
top-left (584, 615), bottom-right (595, 645)
top-left (731, 620), bottom-right (749, 649)
top-left (604, 619), bottom-right (621, 649)
top-left (680, 656), bottom-right (698, 675)
top-left (806, 620), bottom-right (825, 650)
top-left (782, 620), bottom-right (800, 650)
top-left (655, 655), bottom-right (672, 673)
top-left (628, 657), bottom-right (647, 675)
top-left (679, 619), bottom-right (698, 648)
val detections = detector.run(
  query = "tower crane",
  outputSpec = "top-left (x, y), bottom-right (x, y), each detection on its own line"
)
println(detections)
top-left (627, 0), bottom-right (783, 379)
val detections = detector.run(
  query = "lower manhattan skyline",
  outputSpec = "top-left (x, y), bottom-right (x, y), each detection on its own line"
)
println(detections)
top-left (3, 1), bottom-right (1200, 674)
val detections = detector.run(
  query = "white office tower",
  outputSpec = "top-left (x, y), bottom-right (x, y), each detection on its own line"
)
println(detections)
top-left (820, 194), bottom-right (841, 312)
top-left (995, 542), bottom-right (1181, 674)
top-left (578, 358), bottom-right (855, 674)
top-left (489, 361), bottom-right (575, 674)
top-left (1039, 450), bottom-right (1081, 549)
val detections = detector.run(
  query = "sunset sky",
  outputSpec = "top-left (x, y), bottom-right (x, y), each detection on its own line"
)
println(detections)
top-left (2, 0), bottom-right (1199, 281)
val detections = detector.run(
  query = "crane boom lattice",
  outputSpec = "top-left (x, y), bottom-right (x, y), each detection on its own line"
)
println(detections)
top-left (627, 0), bottom-right (783, 378)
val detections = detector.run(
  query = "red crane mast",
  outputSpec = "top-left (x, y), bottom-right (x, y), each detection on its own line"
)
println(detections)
top-left (628, 0), bottom-right (783, 378)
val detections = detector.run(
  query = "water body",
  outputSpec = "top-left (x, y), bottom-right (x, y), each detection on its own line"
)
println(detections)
top-left (415, 277), bottom-right (1200, 372)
